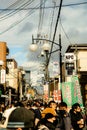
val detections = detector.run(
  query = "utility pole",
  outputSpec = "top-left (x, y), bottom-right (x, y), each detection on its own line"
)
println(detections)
top-left (45, 51), bottom-right (49, 82)
top-left (59, 34), bottom-right (62, 83)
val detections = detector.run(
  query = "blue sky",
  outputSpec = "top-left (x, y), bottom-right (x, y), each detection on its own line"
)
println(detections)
top-left (7, 46), bottom-right (27, 66)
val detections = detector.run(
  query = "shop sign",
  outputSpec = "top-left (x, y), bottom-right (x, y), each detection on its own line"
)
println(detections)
top-left (1, 69), bottom-right (6, 83)
top-left (64, 53), bottom-right (76, 62)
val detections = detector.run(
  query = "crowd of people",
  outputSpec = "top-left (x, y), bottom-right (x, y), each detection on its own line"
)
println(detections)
top-left (0, 99), bottom-right (86, 130)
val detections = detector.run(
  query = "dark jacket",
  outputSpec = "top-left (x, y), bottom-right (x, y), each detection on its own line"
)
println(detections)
top-left (55, 110), bottom-right (73, 130)
top-left (70, 109), bottom-right (84, 130)
top-left (36, 118), bottom-right (55, 130)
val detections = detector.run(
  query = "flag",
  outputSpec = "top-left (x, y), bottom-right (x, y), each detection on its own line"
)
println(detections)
top-left (61, 75), bottom-right (83, 107)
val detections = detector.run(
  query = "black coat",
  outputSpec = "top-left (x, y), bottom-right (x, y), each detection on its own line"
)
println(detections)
top-left (45, 120), bottom-right (55, 130)
top-left (70, 110), bottom-right (84, 130)
top-left (55, 110), bottom-right (73, 130)
top-left (36, 118), bottom-right (55, 130)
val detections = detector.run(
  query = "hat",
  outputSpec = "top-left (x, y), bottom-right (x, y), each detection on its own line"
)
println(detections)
top-left (45, 113), bottom-right (56, 120)
top-left (7, 107), bottom-right (35, 128)
top-left (41, 108), bottom-right (57, 118)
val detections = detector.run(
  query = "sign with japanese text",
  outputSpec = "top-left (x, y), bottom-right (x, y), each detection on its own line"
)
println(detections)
top-left (61, 82), bottom-right (73, 107)
top-left (53, 90), bottom-right (61, 103)
top-left (71, 76), bottom-right (83, 107)
top-left (43, 83), bottom-right (49, 100)
top-left (61, 76), bottom-right (83, 107)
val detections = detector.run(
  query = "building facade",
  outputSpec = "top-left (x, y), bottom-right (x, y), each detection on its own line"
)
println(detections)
top-left (6, 58), bottom-right (18, 91)
top-left (65, 44), bottom-right (87, 108)
top-left (0, 42), bottom-right (9, 92)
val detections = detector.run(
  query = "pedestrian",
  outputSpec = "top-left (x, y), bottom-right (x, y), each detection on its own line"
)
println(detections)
top-left (30, 100), bottom-right (42, 127)
top-left (37, 113), bottom-right (56, 130)
top-left (7, 107), bottom-right (35, 130)
top-left (55, 102), bottom-right (73, 130)
top-left (0, 104), bottom-right (3, 121)
top-left (0, 101), bottom-right (16, 128)
top-left (69, 103), bottom-right (85, 130)
top-left (41, 100), bottom-right (57, 118)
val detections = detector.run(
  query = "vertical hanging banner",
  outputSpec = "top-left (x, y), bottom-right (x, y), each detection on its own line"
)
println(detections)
top-left (61, 82), bottom-right (74, 107)
top-left (43, 83), bottom-right (49, 100)
top-left (57, 89), bottom-right (62, 103)
top-left (61, 76), bottom-right (84, 108)
top-left (53, 90), bottom-right (62, 103)
top-left (71, 75), bottom-right (83, 107)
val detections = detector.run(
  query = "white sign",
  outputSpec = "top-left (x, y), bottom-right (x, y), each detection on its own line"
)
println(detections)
top-left (1, 69), bottom-right (6, 83)
top-left (64, 53), bottom-right (76, 62)
top-left (0, 60), bottom-right (4, 65)
top-left (53, 62), bottom-right (59, 75)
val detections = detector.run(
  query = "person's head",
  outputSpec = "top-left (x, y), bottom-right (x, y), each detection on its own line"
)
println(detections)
top-left (7, 107), bottom-right (35, 130)
top-left (59, 102), bottom-right (67, 111)
top-left (48, 100), bottom-right (57, 109)
top-left (14, 101), bottom-right (24, 107)
top-left (72, 103), bottom-right (81, 113)
top-left (45, 113), bottom-right (56, 123)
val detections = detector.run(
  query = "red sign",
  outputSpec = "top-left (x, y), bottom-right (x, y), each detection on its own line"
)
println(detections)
top-left (53, 90), bottom-right (61, 102)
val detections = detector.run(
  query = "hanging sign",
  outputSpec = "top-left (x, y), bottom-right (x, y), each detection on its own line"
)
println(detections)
top-left (1, 69), bottom-right (6, 83)
top-left (64, 53), bottom-right (76, 62)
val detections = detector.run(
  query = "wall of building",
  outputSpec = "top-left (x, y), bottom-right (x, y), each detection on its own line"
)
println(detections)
top-left (78, 51), bottom-right (87, 71)
top-left (0, 42), bottom-right (7, 69)
top-left (65, 44), bottom-right (87, 107)
top-left (6, 59), bottom-right (18, 92)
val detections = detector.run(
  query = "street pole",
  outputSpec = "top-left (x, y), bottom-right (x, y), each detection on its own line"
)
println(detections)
top-left (59, 34), bottom-right (62, 83)
top-left (30, 36), bottom-right (62, 99)
top-left (45, 50), bottom-right (49, 82)
top-left (45, 50), bottom-right (50, 99)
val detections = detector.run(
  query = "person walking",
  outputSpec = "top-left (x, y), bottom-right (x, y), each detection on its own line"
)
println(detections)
top-left (30, 100), bottom-right (42, 127)
top-left (55, 102), bottom-right (73, 130)
top-left (37, 113), bottom-right (56, 130)
top-left (7, 106), bottom-right (35, 130)
top-left (41, 100), bottom-right (57, 118)
top-left (69, 103), bottom-right (85, 130)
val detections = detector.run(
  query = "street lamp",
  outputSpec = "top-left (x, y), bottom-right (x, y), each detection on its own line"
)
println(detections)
top-left (29, 35), bottom-right (62, 80)
top-left (30, 35), bottom-right (51, 82)
top-left (29, 35), bottom-right (62, 98)
top-left (30, 35), bottom-right (51, 52)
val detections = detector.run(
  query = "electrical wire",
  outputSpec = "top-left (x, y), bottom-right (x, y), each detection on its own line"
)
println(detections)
top-left (37, 0), bottom-right (45, 35)
top-left (60, 21), bottom-right (72, 45)
top-left (0, 0), bottom-right (47, 35)
top-left (49, 1), bottom-right (56, 40)
top-left (48, 0), bottom-right (63, 65)
top-left (0, 0), bottom-right (35, 21)
top-left (0, 1), bottom-right (86, 35)
top-left (0, 1), bottom-right (87, 10)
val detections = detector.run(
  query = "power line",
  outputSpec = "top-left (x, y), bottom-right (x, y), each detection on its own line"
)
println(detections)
top-left (0, 0), bottom-right (35, 20)
top-left (49, 1), bottom-right (56, 40)
top-left (60, 21), bottom-right (72, 45)
top-left (0, 1), bottom-right (86, 35)
top-left (37, 0), bottom-right (45, 35)
top-left (0, 1), bottom-right (87, 10)
top-left (0, 1), bottom-right (47, 35)
top-left (48, 0), bottom-right (63, 65)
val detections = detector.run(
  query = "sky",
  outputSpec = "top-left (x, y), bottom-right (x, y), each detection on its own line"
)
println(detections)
top-left (0, 0), bottom-right (87, 87)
